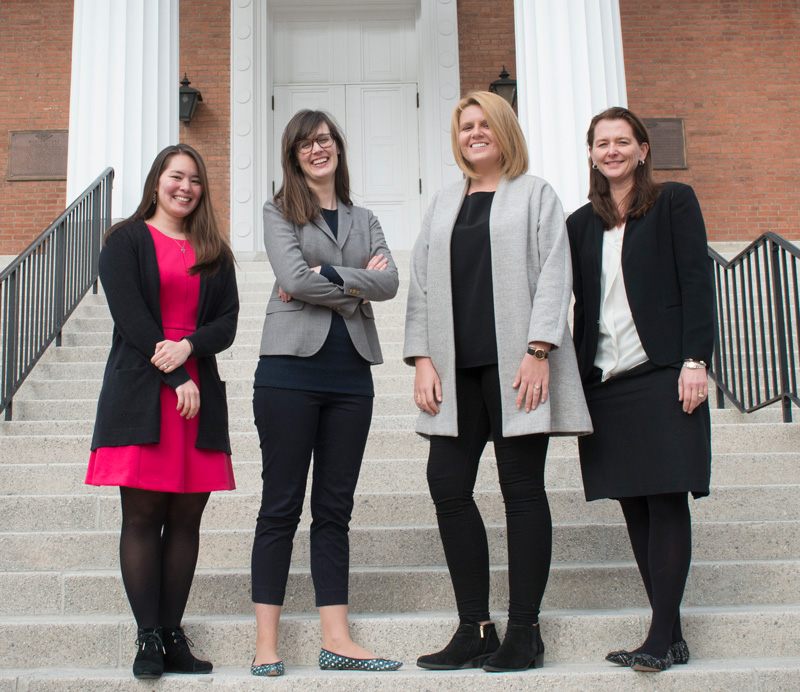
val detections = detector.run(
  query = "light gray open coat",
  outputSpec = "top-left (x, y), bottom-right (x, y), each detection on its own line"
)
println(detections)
top-left (403, 174), bottom-right (592, 438)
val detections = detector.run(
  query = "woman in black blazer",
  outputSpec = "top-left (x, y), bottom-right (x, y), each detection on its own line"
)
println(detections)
top-left (567, 107), bottom-right (714, 673)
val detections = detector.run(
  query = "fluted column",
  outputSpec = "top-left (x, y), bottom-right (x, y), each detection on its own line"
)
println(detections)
top-left (514, 0), bottom-right (627, 213)
top-left (67, 0), bottom-right (179, 218)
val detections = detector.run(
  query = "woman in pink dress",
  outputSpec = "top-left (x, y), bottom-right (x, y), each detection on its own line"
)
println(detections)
top-left (86, 144), bottom-right (239, 679)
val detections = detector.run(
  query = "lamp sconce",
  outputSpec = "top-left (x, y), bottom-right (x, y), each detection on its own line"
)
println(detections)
top-left (489, 66), bottom-right (517, 108)
top-left (179, 73), bottom-right (203, 124)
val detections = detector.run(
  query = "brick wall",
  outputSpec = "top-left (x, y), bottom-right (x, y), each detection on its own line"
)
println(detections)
top-left (457, 0), bottom-right (517, 98)
top-left (0, 0), bottom-right (73, 255)
top-left (179, 0), bottom-right (231, 236)
top-left (620, 0), bottom-right (800, 241)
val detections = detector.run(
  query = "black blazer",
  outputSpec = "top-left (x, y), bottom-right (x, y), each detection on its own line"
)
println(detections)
top-left (567, 183), bottom-right (715, 381)
top-left (91, 220), bottom-right (239, 452)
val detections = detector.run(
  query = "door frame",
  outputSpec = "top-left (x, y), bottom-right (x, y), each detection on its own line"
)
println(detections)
top-left (229, 0), bottom-right (462, 254)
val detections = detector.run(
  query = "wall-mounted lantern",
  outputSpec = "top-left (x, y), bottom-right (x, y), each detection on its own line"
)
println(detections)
top-left (179, 73), bottom-right (203, 124)
top-left (489, 66), bottom-right (517, 108)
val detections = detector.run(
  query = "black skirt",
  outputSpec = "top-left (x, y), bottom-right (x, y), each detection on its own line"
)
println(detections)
top-left (578, 361), bottom-right (711, 501)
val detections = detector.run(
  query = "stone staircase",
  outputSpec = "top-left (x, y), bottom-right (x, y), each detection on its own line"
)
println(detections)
top-left (1, 253), bottom-right (799, 691)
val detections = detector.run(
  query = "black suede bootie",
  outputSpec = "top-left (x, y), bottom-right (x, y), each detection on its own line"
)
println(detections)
top-left (483, 622), bottom-right (544, 672)
top-left (417, 621), bottom-right (500, 670)
top-left (162, 626), bottom-right (213, 674)
top-left (133, 627), bottom-right (164, 679)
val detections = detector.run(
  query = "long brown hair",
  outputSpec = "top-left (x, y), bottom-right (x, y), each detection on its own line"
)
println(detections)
top-left (105, 143), bottom-right (233, 276)
top-left (451, 91), bottom-right (529, 179)
top-left (586, 107), bottom-right (662, 229)
top-left (274, 110), bottom-right (352, 225)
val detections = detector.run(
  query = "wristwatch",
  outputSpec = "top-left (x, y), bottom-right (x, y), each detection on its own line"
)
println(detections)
top-left (527, 347), bottom-right (549, 360)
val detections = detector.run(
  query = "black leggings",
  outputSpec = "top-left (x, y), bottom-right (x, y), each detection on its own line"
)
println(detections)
top-left (427, 365), bottom-right (551, 626)
top-left (618, 492), bottom-right (692, 657)
top-left (251, 386), bottom-right (373, 607)
top-left (119, 487), bottom-right (210, 628)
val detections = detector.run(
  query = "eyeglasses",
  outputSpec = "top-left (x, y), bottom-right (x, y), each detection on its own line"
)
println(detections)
top-left (296, 133), bottom-right (334, 154)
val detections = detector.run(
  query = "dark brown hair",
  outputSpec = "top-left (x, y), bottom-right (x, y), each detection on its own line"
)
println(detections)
top-left (105, 143), bottom-right (233, 275)
top-left (274, 110), bottom-right (352, 225)
top-left (586, 107), bottom-right (662, 229)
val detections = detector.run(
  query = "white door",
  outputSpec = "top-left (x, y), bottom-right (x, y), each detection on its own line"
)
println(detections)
top-left (271, 84), bottom-right (420, 250)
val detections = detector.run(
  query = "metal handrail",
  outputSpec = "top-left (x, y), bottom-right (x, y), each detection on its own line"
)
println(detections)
top-left (708, 232), bottom-right (800, 422)
top-left (0, 168), bottom-right (114, 420)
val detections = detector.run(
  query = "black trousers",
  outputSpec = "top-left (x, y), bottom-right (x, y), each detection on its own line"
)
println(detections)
top-left (427, 365), bottom-right (551, 625)
top-left (251, 386), bottom-right (373, 607)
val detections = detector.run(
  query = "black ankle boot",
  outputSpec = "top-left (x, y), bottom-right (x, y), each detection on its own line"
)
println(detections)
top-left (162, 626), bottom-right (213, 674)
top-left (483, 623), bottom-right (544, 672)
top-left (133, 627), bottom-right (164, 679)
top-left (417, 622), bottom-right (500, 670)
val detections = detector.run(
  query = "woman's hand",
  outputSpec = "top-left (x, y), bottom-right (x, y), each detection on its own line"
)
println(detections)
top-left (513, 348), bottom-right (550, 412)
top-left (175, 379), bottom-right (200, 419)
top-left (678, 365), bottom-right (708, 414)
top-left (365, 253), bottom-right (388, 271)
top-left (414, 356), bottom-right (442, 415)
top-left (278, 287), bottom-right (292, 302)
top-left (151, 339), bottom-right (192, 372)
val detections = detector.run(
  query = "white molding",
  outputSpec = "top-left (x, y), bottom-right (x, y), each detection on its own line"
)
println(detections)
top-left (229, 0), bottom-right (459, 252)
top-left (67, 0), bottom-right (179, 218)
top-left (514, 0), bottom-right (626, 214)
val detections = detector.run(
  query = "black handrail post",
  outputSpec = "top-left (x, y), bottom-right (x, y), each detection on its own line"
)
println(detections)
top-left (4, 271), bottom-right (18, 421)
top-left (769, 241), bottom-right (792, 422)
top-left (91, 186), bottom-right (101, 295)
top-left (54, 221), bottom-right (67, 348)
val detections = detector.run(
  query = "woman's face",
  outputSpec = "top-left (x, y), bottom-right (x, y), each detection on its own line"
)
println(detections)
top-left (295, 122), bottom-right (339, 186)
top-left (590, 118), bottom-right (649, 188)
top-left (458, 104), bottom-right (502, 174)
top-left (155, 153), bottom-right (202, 220)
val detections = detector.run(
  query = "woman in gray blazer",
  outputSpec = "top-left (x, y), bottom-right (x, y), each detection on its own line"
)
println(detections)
top-left (250, 110), bottom-right (401, 676)
top-left (404, 92), bottom-right (591, 673)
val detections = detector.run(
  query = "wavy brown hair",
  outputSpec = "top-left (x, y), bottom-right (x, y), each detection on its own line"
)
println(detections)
top-left (586, 107), bottom-right (662, 229)
top-left (451, 91), bottom-right (529, 179)
top-left (274, 110), bottom-right (352, 225)
top-left (105, 143), bottom-right (233, 276)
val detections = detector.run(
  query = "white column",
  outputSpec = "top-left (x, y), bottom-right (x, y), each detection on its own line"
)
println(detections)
top-left (67, 0), bottom-right (179, 219)
top-left (514, 0), bottom-right (627, 213)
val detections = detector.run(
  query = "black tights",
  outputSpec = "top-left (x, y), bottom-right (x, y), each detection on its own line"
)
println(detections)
top-left (618, 492), bottom-right (691, 657)
top-left (427, 365), bottom-right (551, 626)
top-left (119, 487), bottom-right (210, 628)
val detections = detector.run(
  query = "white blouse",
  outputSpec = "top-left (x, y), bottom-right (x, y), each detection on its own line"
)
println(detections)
top-left (594, 223), bottom-right (648, 381)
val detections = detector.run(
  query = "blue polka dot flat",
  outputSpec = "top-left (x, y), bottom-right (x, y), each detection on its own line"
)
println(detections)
top-left (318, 648), bottom-right (402, 671)
top-left (251, 660), bottom-right (285, 676)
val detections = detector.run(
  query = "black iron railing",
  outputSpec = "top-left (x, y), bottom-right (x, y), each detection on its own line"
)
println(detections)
top-left (709, 233), bottom-right (800, 422)
top-left (0, 168), bottom-right (113, 420)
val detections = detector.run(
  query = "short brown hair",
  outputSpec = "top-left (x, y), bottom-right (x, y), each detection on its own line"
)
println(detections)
top-left (586, 106), bottom-right (662, 229)
top-left (450, 91), bottom-right (529, 179)
top-left (274, 110), bottom-right (352, 226)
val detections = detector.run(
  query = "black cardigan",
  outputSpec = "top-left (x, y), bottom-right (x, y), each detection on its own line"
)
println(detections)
top-left (567, 182), bottom-right (715, 381)
top-left (91, 220), bottom-right (239, 453)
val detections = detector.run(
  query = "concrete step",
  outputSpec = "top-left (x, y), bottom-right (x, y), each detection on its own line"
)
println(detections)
top-left (2, 424), bottom-right (798, 463)
top-left (3, 517), bottom-right (796, 574)
top-left (0, 606), bottom-right (798, 669)
top-left (2, 659), bottom-right (799, 692)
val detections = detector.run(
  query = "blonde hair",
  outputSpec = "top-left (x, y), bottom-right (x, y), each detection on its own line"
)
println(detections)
top-left (450, 91), bottom-right (529, 179)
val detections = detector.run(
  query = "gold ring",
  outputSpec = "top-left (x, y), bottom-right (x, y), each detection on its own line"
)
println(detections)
top-left (698, 392), bottom-right (705, 397)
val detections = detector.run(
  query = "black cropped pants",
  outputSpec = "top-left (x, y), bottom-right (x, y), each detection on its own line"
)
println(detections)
top-left (427, 364), bottom-right (551, 626)
top-left (251, 386), bottom-right (372, 607)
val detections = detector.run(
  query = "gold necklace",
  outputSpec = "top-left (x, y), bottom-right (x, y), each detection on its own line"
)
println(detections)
top-left (171, 236), bottom-right (187, 254)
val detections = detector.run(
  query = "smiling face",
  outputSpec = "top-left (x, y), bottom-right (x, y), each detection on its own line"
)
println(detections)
top-left (295, 122), bottom-right (339, 187)
top-left (590, 118), bottom-right (649, 190)
top-left (155, 153), bottom-right (202, 221)
top-left (458, 104), bottom-right (503, 176)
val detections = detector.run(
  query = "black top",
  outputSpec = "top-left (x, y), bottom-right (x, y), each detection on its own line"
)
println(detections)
top-left (254, 207), bottom-right (374, 396)
top-left (91, 220), bottom-right (239, 453)
top-left (450, 191), bottom-right (498, 368)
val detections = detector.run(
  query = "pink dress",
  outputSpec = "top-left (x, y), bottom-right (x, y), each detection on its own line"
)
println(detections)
top-left (86, 225), bottom-right (236, 493)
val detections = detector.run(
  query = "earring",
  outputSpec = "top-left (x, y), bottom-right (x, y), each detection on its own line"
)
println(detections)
top-left (591, 162), bottom-right (598, 170)
top-left (152, 191), bottom-right (157, 205)
top-left (638, 160), bottom-right (645, 166)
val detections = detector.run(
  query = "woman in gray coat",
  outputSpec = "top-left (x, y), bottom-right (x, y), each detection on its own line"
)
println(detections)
top-left (404, 91), bottom-right (591, 673)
